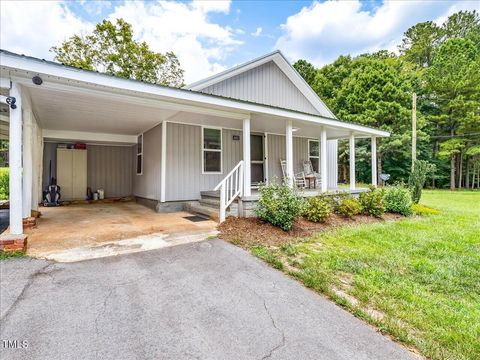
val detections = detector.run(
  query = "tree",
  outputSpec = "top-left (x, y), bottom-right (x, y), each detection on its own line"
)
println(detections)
top-left (293, 60), bottom-right (317, 87)
top-left (399, 21), bottom-right (442, 68)
top-left (51, 19), bottom-right (184, 87)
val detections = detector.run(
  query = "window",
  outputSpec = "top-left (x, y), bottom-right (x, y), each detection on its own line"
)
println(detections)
top-left (136, 134), bottom-right (143, 175)
top-left (308, 139), bottom-right (319, 173)
top-left (202, 127), bottom-right (222, 173)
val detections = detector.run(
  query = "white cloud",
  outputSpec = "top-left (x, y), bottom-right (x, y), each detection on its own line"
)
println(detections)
top-left (0, 0), bottom-right (241, 83)
top-left (251, 27), bottom-right (263, 37)
top-left (275, 0), bottom-right (480, 66)
top-left (0, 1), bottom-right (92, 59)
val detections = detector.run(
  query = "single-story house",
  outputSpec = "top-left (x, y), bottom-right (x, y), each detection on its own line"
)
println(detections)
top-left (0, 49), bottom-right (388, 236)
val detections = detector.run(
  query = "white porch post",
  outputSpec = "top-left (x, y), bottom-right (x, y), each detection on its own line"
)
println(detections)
top-left (320, 127), bottom-right (328, 192)
top-left (160, 121), bottom-right (167, 202)
top-left (243, 118), bottom-right (251, 196)
top-left (22, 108), bottom-right (33, 218)
top-left (371, 136), bottom-right (377, 187)
top-left (349, 132), bottom-right (356, 191)
top-left (286, 119), bottom-right (294, 187)
top-left (9, 83), bottom-right (23, 235)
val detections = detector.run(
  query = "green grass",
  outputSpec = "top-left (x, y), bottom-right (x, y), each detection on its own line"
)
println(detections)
top-left (252, 190), bottom-right (480, 360)
top-left (0, 250), bottom-right (25, 260)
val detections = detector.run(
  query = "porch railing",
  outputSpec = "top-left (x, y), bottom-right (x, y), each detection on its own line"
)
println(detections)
top-left (213, 160), bottom-right (244, 222)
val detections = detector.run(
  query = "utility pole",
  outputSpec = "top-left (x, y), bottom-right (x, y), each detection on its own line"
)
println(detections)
top-left (412, 92), bottom-right (417, 170)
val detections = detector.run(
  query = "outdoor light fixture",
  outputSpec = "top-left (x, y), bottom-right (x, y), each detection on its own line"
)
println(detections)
top-left (32, 75), bottom-right (43, 85)
top-left (5, 96), bottom-right (16, 109)
top-left (292, 127), bottom-right (299, 132)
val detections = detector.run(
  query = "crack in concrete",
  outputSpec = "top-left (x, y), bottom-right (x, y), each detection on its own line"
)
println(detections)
top-left (260, 299), bottom-right (286, 360)
top-left (0, 262), bottom-right (54, 324)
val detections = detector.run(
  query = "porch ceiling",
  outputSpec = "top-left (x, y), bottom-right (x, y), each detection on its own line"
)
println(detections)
top-left (27, 86), bottom-right (177, 136)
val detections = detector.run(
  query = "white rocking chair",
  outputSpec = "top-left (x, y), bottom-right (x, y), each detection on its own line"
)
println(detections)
top-left (303, 160), bottom-right (322, 189)
top-left (280, 159), bottom-right (306, 188)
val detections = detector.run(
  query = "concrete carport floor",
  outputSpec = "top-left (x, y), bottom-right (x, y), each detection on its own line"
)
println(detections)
top-left (25, 201), bottom-right (218, 262)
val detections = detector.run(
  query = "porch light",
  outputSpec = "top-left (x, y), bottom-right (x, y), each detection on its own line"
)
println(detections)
top-left (32, 76), bottom-right (43, 85)
top-left (292, 127), bottom-right (299, 132)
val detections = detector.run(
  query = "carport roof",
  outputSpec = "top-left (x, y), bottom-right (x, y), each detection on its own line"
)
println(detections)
top-left (0, 49), bottom-right (390, 138)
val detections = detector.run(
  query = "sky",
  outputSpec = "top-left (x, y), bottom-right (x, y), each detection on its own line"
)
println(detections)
top-left (1, 0), bottom-right (479, 84)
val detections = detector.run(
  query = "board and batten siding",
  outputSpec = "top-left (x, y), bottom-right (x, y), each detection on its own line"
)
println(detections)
top-left (42, 142), bottom-right (133, 198)
top-left (165, 122), bottom-right (242, 201)
top-left (199, 61), bottom-right (320, 116)
top-left (132, 123), bottom-right (162, 200)
top-left (266, 134), bottom-right (338, 187)
top-left (87, 145), bottom-right (133, 198)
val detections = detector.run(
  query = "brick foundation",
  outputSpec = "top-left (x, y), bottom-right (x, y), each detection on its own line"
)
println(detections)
top-left (0, 234), bottom-right (28, 253)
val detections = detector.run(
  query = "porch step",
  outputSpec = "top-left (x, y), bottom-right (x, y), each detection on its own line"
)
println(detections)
top-left (199, 197), bottom-right (221, 208)
top-left (184, 202), bottom-right (219, 222)
top-left (200, 190), bottom-right (220, 199)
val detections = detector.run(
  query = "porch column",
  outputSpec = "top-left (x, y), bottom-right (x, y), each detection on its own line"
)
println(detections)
top-left (9, 83), bottom-right (23, 235)
top-left (349, 132), bottom-right (356, 191)
top-left (243, 118), bottom-right (251, 196)
top-left (22, 108), bottom-right (33, 218)
top-left (371, 136), bottom-right (377, 187)
top-left (320, 127), bottom-right (328, 192)
top-left (285, 119), bottom-right (294, 187)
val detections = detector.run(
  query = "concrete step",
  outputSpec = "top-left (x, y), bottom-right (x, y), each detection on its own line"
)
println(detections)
top-left (184, 201), bottom-right (219, 222)
top-left (200, 191), bottom-right (220, 199)
top-left (199, 198), bottom-right (221, 209)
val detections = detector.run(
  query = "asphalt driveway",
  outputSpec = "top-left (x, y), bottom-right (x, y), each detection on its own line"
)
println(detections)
top-left (0, 240), bottom-right (417, 360)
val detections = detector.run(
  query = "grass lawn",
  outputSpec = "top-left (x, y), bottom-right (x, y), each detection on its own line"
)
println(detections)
top-left (251, 190), bottom-right (480, 360)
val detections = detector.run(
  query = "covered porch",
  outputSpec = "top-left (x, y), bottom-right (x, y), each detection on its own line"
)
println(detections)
top-left (0, 50), bottom-right (388, 238)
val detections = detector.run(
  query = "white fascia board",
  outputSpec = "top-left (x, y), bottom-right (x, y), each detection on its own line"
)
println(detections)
top-left (43, 129), bottom-right (137, 144)
top-left (0, 77), bottom-right (10, 88)
top-left (1, 52), bottom-right (389, 138)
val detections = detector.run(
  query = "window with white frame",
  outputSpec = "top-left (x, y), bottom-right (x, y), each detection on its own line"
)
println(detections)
top-left (202, 127), bottom-right (222, 173)
top-left (136, 134), bottom-right (143, 175)
top-left (308, 139), bottom-right (319, 173)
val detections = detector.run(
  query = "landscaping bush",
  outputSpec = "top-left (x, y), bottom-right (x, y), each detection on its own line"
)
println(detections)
top-left (0, 167), bottom-right (8, 200)
top-left (254, 181), bottom-right (305, 231)
top-left (412, 203), bottom-right (440, 216)
top-left (303, 196), bottom-right (333, 223)
top-left (383, 185), bottom-right (413, 216)
top-left (336, 198), bottom-right (362, 218)
top-left (408, 160), bottom-right (436, 204)
top-left (358, 187), bottom-right (385, 218)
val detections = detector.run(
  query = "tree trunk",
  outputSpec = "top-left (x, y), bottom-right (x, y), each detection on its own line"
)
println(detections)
top-left (465, 158), bottom-right (470, 189)
top-left (472, 162), bottom-right (476, 189)
top-left (432, 139), bottom-right (438, 188)
top-left (457, 151), bottom-right (463, 189)
top-left (450, 154), bottom-right (456, 191)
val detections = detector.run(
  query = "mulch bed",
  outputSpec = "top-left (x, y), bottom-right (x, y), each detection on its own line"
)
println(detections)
top-left (218, 213), bottom-right (402, 248)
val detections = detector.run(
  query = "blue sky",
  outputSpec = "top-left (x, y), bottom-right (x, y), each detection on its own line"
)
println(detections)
top-left (1, 1), bottom-right (478, 83)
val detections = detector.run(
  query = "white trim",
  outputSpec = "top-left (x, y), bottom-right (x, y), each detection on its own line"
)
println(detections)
top-left (242, 118), bottom-right (251, 196)
top-left (201, 126), bottom-right (223, 175)
top-left (42, 129), bottom-right (137, 144)
top-left (286, 119), bottom-right (294, 187)
top-left (160, 121), bottom-right (167, 202)
top-left (308, 139), bottom-right (320, 172)
top-left (371, 136), bottom-right (377, 187)
top-left (136, 133), bottom-right (143, 175)
top-left (320, 128), bottom-right (328, 192)
top-left (0, 77), bottom-right (10, 88)
top-left (349, 132), bottom-right (356, 190)
top-left (264, 133), bottom-right (269, 184)
top-left (1, 51), bottom-right (390, 137)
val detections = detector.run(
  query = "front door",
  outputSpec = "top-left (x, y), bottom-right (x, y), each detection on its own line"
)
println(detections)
top-left (250, 134), bottom-right (264, 186)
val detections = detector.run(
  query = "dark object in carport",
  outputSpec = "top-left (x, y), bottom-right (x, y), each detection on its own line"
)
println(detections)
top-left (43, 184), bottom-right (61, 207)
top-left (184, 215), bottom-right (209, 222)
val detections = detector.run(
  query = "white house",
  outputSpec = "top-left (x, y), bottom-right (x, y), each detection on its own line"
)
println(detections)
top-left (0, 49), bottom-right (388, 235)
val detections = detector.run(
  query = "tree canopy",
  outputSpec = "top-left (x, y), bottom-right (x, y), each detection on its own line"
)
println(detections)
top-left (293, 10), bottom-right (480, 189)
top-left (51, 19), bottom-right (184, 87)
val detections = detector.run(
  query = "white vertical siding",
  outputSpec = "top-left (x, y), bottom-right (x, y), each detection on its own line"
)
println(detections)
top-left (200, 61), bottom-right (320, 115)
top-left (266, 134), bottom-right (308, 183)
top-left (165, 122), bottom-right (242, 201)
top-left (87, 145), bottom-right (133, 198)
top-left (132, 123), bottom-right (162, 200)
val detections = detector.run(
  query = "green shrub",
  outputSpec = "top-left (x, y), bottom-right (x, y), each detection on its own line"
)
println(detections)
top-left (408, 160), bottom-right (436, 204)
top-left (0, 167), bottom-right (8, 200)
top-left (337, 198), bottom-right (362, 218)
top-left (383, 186), bottom-right (413, 216)
top-left (412, 203), bottom-right (440, 216)
top-left (359, 187), bottom-right (385, 218)
top-left (254, 181), bottom-right (305, 231)
top-left (303, 196), bottom-right (333, 223)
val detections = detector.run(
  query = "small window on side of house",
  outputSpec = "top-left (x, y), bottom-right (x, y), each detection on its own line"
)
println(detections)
top-left (137, 134), bottom-right (143, 175)
top-left (202, 128), bottom-right (222, 173)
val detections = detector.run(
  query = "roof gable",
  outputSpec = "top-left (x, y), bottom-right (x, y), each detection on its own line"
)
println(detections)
top-left (187, 51), bottom-right (335, 118)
